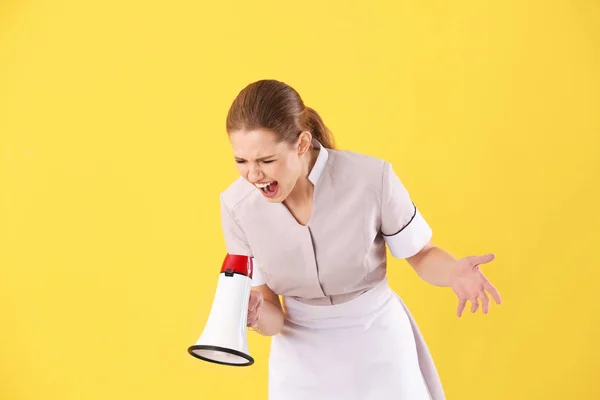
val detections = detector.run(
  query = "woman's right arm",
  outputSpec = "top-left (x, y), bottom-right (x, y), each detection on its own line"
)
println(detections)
top-left (248, 283), bottom-right (284, 336)
top-left (219, 195), bottom-right (284, 335)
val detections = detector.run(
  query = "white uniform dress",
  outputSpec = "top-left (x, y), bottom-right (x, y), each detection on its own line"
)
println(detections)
top-left (219, 140), bottom-right (445, 400)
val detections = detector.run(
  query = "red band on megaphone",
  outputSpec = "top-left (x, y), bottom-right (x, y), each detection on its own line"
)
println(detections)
top-left (220, 254), bottom-right (253, 278)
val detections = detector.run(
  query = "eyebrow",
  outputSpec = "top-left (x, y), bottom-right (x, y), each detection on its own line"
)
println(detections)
top-left (235, 154), bottom-right (276, 161)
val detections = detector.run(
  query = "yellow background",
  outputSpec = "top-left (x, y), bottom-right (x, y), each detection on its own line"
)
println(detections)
top-left (1, 0), bottom-right (599, 399)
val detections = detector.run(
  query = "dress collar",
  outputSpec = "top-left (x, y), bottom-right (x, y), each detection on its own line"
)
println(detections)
top-left (307, 139), bottom-right (329, 185)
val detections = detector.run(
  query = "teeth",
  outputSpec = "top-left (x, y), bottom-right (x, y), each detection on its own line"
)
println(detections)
top-left (255, 181), bottom-right (274, 189)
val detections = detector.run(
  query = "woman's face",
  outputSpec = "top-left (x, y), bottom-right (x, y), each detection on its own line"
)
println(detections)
top-left (228, 129), bottom-right (308, 203)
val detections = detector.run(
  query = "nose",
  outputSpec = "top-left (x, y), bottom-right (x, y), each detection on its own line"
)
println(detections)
top-left (247, 164), bottom-right (263, 183)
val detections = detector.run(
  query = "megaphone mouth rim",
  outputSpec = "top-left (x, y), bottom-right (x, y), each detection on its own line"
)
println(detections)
top-left (187, 344), bottom-right (255, 367)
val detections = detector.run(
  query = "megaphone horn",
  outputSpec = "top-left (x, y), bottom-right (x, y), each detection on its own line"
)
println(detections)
top-left (187, 254), bottom-right (255, 366)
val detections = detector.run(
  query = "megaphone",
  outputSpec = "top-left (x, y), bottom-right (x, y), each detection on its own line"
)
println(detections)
top-left (187, 254), bottom-right (255, 366)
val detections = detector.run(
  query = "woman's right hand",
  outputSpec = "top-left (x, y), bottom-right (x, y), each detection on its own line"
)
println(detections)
top-left (247, 289), bottom-right (264, 329)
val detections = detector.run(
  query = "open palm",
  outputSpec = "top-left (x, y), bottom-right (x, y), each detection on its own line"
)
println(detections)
top-left (450, 254), bottom-right (502, 317)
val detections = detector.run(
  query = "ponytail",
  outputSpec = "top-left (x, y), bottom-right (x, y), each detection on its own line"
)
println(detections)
top-left (306, 107), bottom-right (335, 149)
top-left (226, 80), bottom-right (336, 150)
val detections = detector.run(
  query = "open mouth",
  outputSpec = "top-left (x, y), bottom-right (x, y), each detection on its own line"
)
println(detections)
top-left (255, 181), bottom-right (279, 198)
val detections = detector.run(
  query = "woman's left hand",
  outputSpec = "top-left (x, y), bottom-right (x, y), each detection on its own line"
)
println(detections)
top-left (450, 254), bottom-right (502, 317)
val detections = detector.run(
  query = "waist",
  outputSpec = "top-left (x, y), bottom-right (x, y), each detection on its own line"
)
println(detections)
top-left (282, 277), bottom-right (395, 329)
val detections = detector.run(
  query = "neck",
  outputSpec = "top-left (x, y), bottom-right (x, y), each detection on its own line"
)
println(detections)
top-left (285, 147), bottom-right (319, 205)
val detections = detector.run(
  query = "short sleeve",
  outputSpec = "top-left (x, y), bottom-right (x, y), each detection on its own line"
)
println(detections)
top-left (220, 195), bottom-right (266, 286)
top-left (381, 162), bottom-right (432, 259)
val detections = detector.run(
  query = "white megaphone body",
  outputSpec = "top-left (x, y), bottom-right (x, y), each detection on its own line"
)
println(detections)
top-left (188, 254), bottom-right (255, 366)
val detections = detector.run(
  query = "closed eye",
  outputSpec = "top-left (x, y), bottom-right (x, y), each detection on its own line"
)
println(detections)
top-left (234, 159), bottom-right (275, 164)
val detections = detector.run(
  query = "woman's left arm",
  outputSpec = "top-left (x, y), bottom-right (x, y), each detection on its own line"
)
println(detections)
top-left (406, 242), bottom-right (502, 316)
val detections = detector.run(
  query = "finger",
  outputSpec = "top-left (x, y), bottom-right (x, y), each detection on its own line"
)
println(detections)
top-left (247, 311), bottom-right (259, 327)
top-left (479, 290), bottom-right (490, 314)
top-left (484, 281), bottom-right (502, 304)
top-left (248, 297), bottom-right (258, 312)
top-left (248, 292), bottom-right (261, 311)
top-left (457, 297), bottom-right (467, 317)
top-left (468, 253), bottom-right (496, 267)
top-left (470, 296), bottom-right (479, 313)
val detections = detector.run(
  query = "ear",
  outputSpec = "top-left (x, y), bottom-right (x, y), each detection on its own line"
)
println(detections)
top-left (297, 131), bottom-right (313, 156)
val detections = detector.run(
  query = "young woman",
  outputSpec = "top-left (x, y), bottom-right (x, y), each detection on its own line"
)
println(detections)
top-left (219, 79), bottom-right (501, 400)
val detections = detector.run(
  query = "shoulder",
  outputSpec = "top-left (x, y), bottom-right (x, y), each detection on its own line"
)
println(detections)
top-left (219, 177), bottom-right (260, 214)
top-left (327, 148), bottom-right (389, 186)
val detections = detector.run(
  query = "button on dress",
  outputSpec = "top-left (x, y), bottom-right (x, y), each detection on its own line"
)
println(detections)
top-left (219, 140), bottom-right (445, 399)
